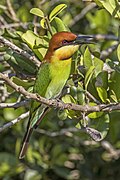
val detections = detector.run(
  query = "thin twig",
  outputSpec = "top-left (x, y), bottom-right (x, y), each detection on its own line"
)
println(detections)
top-left (0, 22), bottom-right (40, 29)
top-left (0, 111), bottom-right (29, 132)
top-left (45, 16), bottom-right (53, 36)
top-left (35, 127), bottom-right (83, 137)
top-left (0, 100), bottom-right (29, 109)
top-left (70, 3), bottom-right (96, 27)
top-left (1, 72), bottom-right (120, 113)
top-left (0, 15), bottom-right (8, 25)
top-left (101, 141), bottom-right (120, 159)
top-left (91, 34), bottom-right (119, 41)
top-left (6, 0), bottom-right (19, 22)
top-left (0, 36), bottom-right (41, 67)
top-left (86, 91), bottom-right (100, 104)
top-left (100, 43), bottom-right (119, 60)
top-left (0, 5), bottom-right (7, 10)
top-left (39, 0), bottom-right (47, 6)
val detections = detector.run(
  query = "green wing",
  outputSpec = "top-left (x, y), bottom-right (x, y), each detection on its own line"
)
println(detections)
top-left (29, 62), bottom-right (51, 128)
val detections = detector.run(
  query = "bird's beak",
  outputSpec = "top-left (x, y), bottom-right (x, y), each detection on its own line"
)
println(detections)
top-left (73, 35), bottom-right (95, 45)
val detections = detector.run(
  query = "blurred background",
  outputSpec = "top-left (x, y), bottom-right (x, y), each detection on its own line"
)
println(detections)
top-left (0, 0), bottom-right (120, 179)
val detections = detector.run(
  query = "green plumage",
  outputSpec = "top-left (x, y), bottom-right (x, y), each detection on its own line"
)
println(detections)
top-left (19, 31), bottom-right (80, 159)
top-left (30, 58), bottom-right (71, 127)
top-left (19, 58), bottom-right (71, 159)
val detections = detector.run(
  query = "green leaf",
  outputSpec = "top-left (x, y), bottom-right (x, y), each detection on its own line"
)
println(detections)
top-left (109, 71), bottom-right (120, 101)
top-left (91, 113), bottom-right (110, 140)
top-left (57, 109), bottom-right (68, 120)
top-left (95, 71), bottom-right (108, 90)
top-left (96, 87), bottom-right (107, 103)
top-left (51, 17), bottom-right (69, 32)
top-left (117, 44), bottom-right (120, 61)
top-left (75, 122), bottom-right (81, 129)
top-left (83, 47), bottom-right (93, 70)
top-left (93, 56), bottom-right (103, 77)
top-left (62, 95), bottom-right (77, 119)
top-left (77, 87), bottom-right (85, 105)
top-left (62, 94), bottom-right (76, 104)
top-left (13, 52), bottom-right (37, 74)
top-left (2, 28), bottom-right (20, 40)
top-left (30, 8), bottom-right (44, 17)
top-left (85, 66), bottom-right (95, 90)
top-left (88, 103), bottom-right (103, 119)
top-left (40, 18), bottom-right (46, 29)
top-left (12, 76), bottom-right (34, 89)
top-left (21, 30), bottom-right (48, 60)
top-left (99, 0), bottom-right (120, 18)
top-left (88, 111), bottom-right (103, 119)
top-left (110, 90), bottom-right (118, 102)
top-left (70, 85), bottom-right (85, 105)
top-left (49, 4), bottom-right (67, 21)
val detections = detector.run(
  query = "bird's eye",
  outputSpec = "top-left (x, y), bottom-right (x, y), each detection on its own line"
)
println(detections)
top-left (62, 40), bottom-right (68, 45)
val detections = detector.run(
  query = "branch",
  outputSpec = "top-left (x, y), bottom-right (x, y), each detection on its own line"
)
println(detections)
top-left (0, 5), bottom-right (7, 10)
top-left (101, 141), bottom-right (120, 159)
top-left (0, 111), bottom-right (29, 132)
top-left (0, 22), bottom-right (40, 29)
top-left (6, 0), bottom-right (19, 22)
top-left (1, 72), bottom-right (120, 113)
top-left (45, 16), bottom-right (53, 36)
top-left (91, 34), bottom-right (119, 41)
top-left (0, 100), bottom-right (29, 109)
top-left (70, 3), bottom-right (96, 27)
top-left (35, 127), bottom-right (81, 137)
top-left (0, 36), bottom-right (41, 67)
top-left (100, 43), bottom-right (119, 60)
top-left (36, 126), bottom-right (101, 141)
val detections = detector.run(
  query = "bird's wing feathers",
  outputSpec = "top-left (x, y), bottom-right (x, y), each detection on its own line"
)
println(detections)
top-left (29, 62), bottom-right (51, 128)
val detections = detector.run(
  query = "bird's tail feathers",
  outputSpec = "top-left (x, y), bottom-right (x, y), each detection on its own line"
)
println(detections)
top-left (19, 107), bottom-right (49, 159)
top-left (19, 128), bottom-right (33, 159)
top-left (33, 107), bottom-right (49, 129)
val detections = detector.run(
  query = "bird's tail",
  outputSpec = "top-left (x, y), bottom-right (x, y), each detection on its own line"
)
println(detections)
top-left (19, 107), bottom-right (49, 159)
top-left (19, 127), bottom-right (33, 159)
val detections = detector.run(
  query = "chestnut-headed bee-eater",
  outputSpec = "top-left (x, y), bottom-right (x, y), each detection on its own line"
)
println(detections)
top-left (19, 31), bottom-right (94, 159)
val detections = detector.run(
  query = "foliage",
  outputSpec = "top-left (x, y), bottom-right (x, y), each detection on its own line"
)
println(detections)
top-left (0, 0), bottom-right (120, 179)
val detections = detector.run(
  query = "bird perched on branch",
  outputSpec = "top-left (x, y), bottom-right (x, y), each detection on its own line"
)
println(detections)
top-left (19, 31), bottom-right (94, 159)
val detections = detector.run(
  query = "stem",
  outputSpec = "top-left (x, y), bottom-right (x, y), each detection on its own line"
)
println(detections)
top-left (45, 16), bottom-right (53, 36)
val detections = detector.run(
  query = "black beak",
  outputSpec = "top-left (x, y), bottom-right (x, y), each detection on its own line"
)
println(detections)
top-left (73, 35), bottom-right (95, 45)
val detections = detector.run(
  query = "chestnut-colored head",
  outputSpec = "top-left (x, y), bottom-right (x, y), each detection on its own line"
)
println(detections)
top-left (49, 32), bottom-right (77, 51)
top-left (44, 31), bottom-right (94, 62)
top-left (44, 32), bottom-right (78, 62)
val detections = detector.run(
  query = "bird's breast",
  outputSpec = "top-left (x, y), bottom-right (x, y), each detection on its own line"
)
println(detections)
top-left (54, 45), bottom-right (79, 60)
top-left (45, 58), bottom-right (72, 99)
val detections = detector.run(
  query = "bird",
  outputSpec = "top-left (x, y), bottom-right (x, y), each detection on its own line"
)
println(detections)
top-left (19, 31), bottom-right (94, 159)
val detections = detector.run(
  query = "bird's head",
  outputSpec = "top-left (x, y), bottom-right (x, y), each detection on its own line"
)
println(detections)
top-left (44, 31), bottom-right (94, 62)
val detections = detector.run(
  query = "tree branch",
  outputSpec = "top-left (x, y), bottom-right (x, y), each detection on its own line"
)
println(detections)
top-left (91, 34), bottom-right (119, 41)
top-left (70, 3), bottom-right (96, 27)
top-left (0, 100), bottom-right (29, 109)
top-left (100, 43), bottom-right (119, 60)
top-left (0, 36), bottom-right (41, 67)
top-left (0, 22), bottom-right (40, 29)
top-left (0, 111), bottom-right (29, 132)
top-left (1, 72), bottom-right (120, 113)
top-left (6, 0), bottom-right (19, 22)
top-left (101, 141), bottom-right (120, 159)
top-left (35, 127), bottom-right (81, 137)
